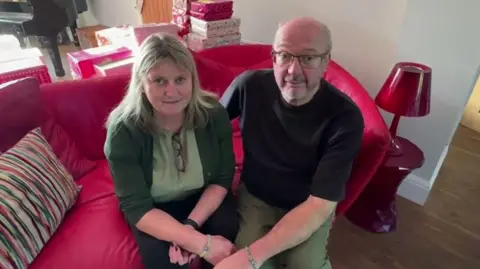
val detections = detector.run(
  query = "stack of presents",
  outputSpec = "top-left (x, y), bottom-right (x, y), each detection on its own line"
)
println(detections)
top-left (0, 35), bottom-right (52, 85)
top-left (68, 0), bottom-right (241, 80)
top-left (172, 0), bottom-right (241, 50)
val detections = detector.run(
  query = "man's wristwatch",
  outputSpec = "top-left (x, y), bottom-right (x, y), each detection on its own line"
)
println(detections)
top-left (183, 218), bottom-right (200, 230)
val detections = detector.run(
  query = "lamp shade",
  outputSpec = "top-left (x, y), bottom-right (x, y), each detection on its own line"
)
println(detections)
top-left (375, 62), bottom-right (432, 117)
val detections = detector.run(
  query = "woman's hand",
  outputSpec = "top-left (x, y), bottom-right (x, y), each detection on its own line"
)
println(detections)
top-left (169, 243), bottom-right (197, 265)
top-left (203, 235), bottom-right (237, 265)
top-left (169, 224), bottom-right (198, 265)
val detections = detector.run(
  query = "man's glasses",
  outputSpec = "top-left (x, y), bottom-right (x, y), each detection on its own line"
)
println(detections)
top-left (172, 132), bottom-right (186, 172)
top-left (271, 50), bottom-right (330, 69)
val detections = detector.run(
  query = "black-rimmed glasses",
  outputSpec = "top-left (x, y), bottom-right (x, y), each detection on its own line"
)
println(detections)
top-left (271, 50), bottom-right (330, 69)
top-left (172, 132), bottom-right (186, 172)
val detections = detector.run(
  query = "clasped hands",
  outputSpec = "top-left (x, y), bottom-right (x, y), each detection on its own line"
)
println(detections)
top-left (169, 225), bottom-right (238, 267)
top-left (169, 224), bottom-right (260, 269)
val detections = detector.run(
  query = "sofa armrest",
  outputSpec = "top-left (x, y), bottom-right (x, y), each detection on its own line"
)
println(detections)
top-left (336, 133), bottom-right (389, 216)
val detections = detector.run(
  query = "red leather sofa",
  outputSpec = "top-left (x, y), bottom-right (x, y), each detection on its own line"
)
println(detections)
top-left (0, 44), bottom-right (389, 269)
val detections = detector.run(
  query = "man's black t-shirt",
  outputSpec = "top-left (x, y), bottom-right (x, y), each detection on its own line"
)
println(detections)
top-left (220, 70), bottom-right (365, 210)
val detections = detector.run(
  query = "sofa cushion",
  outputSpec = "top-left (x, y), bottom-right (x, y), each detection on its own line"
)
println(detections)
top-left (0, 128), bottom-right (80, 269)
top-left (40, 75), bottom-right (130, 160)
top-left (0, 77), bottom-right (98, 180)
top-left (75, 160), bottom-right (115, 206)
top-left (41, 116), bottom-right (97, 180)
top-left (28, 196), bottom-right (143, 269)
top-left (0, 78), bottom-right (45, 152)
top-left (193, 53), bottom-right (238, 97)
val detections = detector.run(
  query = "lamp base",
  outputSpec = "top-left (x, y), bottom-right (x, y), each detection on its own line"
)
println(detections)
top-left (388, 114), bottom-right (404, 156)
top-left (388, 137), bottom-right (404, 156)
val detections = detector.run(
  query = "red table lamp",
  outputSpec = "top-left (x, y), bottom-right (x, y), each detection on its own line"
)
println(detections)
top-left (375, 62), bottom-right (432, 156)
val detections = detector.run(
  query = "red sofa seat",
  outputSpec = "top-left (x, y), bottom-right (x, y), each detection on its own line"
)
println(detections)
top-left (1, 44), bottom-right (389, 269)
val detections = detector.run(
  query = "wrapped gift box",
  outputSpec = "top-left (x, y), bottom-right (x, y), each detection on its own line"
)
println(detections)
top-left (190, 10), bottom-right (233, 21)
top-left (95, 26), bottom-right (137, 49)
top-left (0, 48), bottom-right (44, 63)
top-left (191, 0), bottom-right (233, 13)
top-left (133, 23), bottom-right (180, 46)
top-left (191, 16), bottom-right (240, 31)
top-left (187, 32), bottom-right (241, 50)
top-left (67, 45), bottom-right (133, 79)
top-left (191, 24), bottom-right (239, 38)
top-left (76, 25), bottom-right (108, 49)
top-left (0, 35), bottom-right (21, 50)
top-left (96, 24), bottom-right (180, 50)
top-left (173, 0), bottom-right (193, 10)
top-left (0, 57), bottom-right (51, 85)
top-left (172, 7), bottom-right (190, 25)
top-left (94, 57), bottom-right (134, 77)
top-left (172, 7), bottom-right (192, 38)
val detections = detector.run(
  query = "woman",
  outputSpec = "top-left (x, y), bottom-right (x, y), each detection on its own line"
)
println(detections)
top-left (104, 33), bottom-right (239, 269)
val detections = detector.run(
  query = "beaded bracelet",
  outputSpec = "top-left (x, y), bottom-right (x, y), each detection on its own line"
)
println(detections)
top-left (244, 246), bottom-right (258, 269)
top-left (199, 234), bottom-right (211, 258)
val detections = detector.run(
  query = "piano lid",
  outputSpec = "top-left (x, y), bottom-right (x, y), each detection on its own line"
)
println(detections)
top-left (0, 1), bottom-right (33, 23)
top-left (0, 1), bottom-right (33, 13)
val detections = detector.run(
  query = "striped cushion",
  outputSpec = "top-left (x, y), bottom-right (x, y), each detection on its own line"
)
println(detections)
top-left (0, 128), bottom-right (80, 269)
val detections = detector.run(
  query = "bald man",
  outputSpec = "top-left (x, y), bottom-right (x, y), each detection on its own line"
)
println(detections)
top-left (217, 17), bottom-right (364, 269)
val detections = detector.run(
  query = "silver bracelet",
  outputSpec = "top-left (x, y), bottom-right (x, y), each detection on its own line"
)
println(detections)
top-left (244, 246), bottom-right (258, 269)
top-left (199, 234), bottom-right (211, 258)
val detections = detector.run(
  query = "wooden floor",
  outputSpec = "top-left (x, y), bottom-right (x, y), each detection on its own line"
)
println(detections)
top-left (328, 125), bottom-right (480, 269)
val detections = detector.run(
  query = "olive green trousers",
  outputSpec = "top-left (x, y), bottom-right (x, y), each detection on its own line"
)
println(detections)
top-left (235, 184), bottom-right (334, 269)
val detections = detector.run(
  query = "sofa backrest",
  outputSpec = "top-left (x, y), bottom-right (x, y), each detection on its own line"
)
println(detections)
top-left (40, 75), bottom-right (130, 160)
top-left (37, 44), bottom-right (389, 164)
top-left (196, 44), bottom-right (390, 145)
top-left (323, 60), bottom-right (389, 146)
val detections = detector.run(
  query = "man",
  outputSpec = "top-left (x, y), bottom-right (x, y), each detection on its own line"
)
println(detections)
top-left (215, 17), bottom-right (364, 269)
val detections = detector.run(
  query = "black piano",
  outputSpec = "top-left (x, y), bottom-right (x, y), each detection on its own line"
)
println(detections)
top-left (0, 0), bottom-right (88, 77)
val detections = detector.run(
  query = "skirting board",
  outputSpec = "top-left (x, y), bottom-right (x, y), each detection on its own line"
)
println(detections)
top-left (397, 173), bottom-right (431, 205)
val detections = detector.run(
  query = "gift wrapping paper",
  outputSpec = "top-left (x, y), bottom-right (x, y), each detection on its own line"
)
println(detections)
top-left (172, 7), bottom-right (191, 37)
top-left (96, 24), bottom-right (180, 51)
top-left (0, 58), bottom-right (51, 85)
top-left (76, 25), bottom-right (108, 49)
top-left (0, 35), bottom-right (21, 50)
top-left (190, 16), bottom-right (240, 31)
top-left (67, 45), bottom-right (133, 79)
top-left (190, 10), bottom-right (233, 21)
top-left (187, 32), bottom-right (241, 50)
top-left (0, 48), bottom-right (44, 63)
top-left (190, 0), bottom-right (233, 13)
top-left (191, 24), bottom-right (239, 38)
top-left (94, 57), bottom-right (134, 77)
top-left (172, 0), bottom-right (193, 10)
top-left (132, 23), bottom-right (180, 46)
top-left (95, 26), bottom-right (136, 49)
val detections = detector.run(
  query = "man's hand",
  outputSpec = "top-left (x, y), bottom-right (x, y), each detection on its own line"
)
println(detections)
top-left (213, 248), bottom-right (261, 269)
top-left (204, 235), bottom-right (237, 265)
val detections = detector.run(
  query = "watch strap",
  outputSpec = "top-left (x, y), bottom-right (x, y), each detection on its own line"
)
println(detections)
top-left (183, 218), bottom-right (200, 230)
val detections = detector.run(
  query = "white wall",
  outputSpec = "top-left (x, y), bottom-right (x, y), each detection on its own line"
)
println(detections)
top-left (77, 0), bottom-right (142, 27)
top-left (395, 0), bottom-right (480, 188)
top-left (236, 0), bottom-right (407, 93)
top-left (234, 0), bottom-right (480, 203)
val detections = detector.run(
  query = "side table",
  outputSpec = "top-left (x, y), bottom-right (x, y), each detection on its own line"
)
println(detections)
top-left (345, 136), bottom-right (424, 233)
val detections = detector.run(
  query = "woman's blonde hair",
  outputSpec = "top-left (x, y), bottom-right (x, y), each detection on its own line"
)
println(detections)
top-left (106, 33), bottom-right (218, 134)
